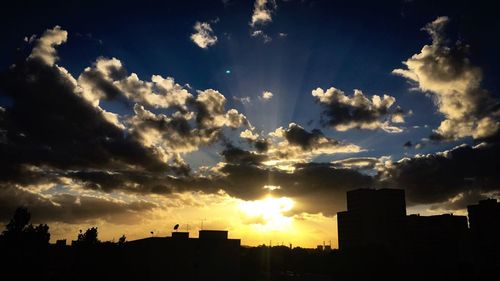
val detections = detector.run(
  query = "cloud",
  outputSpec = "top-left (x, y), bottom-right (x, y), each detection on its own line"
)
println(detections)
top-left (312, 87), bottom-right (405, 133)
top-left (211, 161), bottom-right (373, 215)
top-left (0, 25), bottom-right (367, 227)
top-left (233, 96), bottom-right (252, 105)
top-left (78, 57), bottom-right (192, 109)
top-left (259, 90), bottom-right (273, 101)
top-left (403, 141), bottom-right (412, 149)
top-left (250, 0), bottom-right (277, 27)
top-left (129, 92), bottom-right (249, 159)
top-left (190, 21), bottom-right (218, 49)
top-left (0, 26), bottom-right (252, 200)
top-left (28, 26), bottom-right (67, 66)
top-left (0, 47), bottom-right (169, 182)
top-left (0, 184), bottom-right (156, 224)
top-left (221, 143), bottom-right (268, 165)
top-left (251, 30), bottom-right (272, 43)
top-left (12, 24), bottom-right (497, 224)
top-left (240, 129), bottom-right (259, 141)
top-left (227, 123), bottom-right (363, 171)
top-left (393, 16), bottom-right (500, 141)
top-left (379, 141), bottom-right (500, 207)
top-left (332, 157), bottom-right (384, 170)
top-left (270, 123), bottom-right (364, 162)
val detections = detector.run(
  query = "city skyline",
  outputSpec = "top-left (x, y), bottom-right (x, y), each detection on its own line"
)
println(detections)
top-left (1, 0), bottom-right (500, 248)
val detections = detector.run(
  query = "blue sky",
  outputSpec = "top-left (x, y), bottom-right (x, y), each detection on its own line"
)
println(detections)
top-left (3, 1), bottom-right (497, 163)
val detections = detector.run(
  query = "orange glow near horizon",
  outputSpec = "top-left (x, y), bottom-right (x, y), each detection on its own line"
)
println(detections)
top-left (238, 196), bottom-right (294, 231)
top-left (43, 191), bottom-right (338, 249)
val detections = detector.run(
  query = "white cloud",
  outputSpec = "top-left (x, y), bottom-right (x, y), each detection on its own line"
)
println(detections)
top-left (240, 129), bottom-right (259, 141)
top-left (393, 16), bottom-right (499, 140)
top-left (190, 21), bottom-right (218, 49)
top-left (259, 91), bottom-right (274, 101)
top-left (78, 57), bottom-right (193, 109)
top-left (250, 0), bottom-right (277, 27)
top-left (28, 26), bottom-right (68, 65)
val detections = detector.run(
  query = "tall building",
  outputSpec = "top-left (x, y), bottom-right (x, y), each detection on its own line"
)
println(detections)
top-left (337, 188), bottom-right (470, 265)
top-left (467, 199), bottom-right (500, 254)
top-left (337, 188), bottom-right (406, 250)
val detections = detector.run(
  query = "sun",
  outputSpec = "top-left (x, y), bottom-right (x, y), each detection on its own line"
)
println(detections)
top-left (238, 196), bottom-right (295, 231)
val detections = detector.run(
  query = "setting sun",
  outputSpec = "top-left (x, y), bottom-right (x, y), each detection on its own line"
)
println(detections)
top-left (238, 196), bottom-right (294, 231)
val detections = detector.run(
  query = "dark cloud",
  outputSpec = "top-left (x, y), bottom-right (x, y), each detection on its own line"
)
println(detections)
top-left (284, 124), bottom-right (332, 150)
top-left (254, 139), bottom-right (269, 152)
top-left (0, 26), bottom-right (252, 203)
top-left (312, 87), bottom-right (404, 133)
top-left (430, 190), bottom-right (493, 212)
top-left (238, 123), bottom-right (363, 164)
top-left (209, 161), bottom-right (373, 215)
top-left (380, 140), bottom-right (500, 206)
top-left (220, 143), bottom-right (268, 165)
top-left (0, 58), bottom-right (169, 184)
top-left (0, 185), bottom-right (156, 224)
top-left (403, 141), bottom-right (412, 148)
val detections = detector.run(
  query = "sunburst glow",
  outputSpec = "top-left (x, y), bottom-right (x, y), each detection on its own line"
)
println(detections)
top-left (238, 196), bottom-right (295, 231)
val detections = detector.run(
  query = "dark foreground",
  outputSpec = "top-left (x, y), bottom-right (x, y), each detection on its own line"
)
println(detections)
top-left (1, 238), bottom-right (499, 281)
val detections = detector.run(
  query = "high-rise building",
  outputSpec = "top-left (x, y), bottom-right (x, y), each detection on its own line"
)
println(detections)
top-left (337, 188), bottom-right (406, 250)
top-left (467, 199), bottom-right (500, 254)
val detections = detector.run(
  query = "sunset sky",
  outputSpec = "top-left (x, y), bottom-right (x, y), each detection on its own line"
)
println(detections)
top-left (1, 0), bottom-right (499, 248)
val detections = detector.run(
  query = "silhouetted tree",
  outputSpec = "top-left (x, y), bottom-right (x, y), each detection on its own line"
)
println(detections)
top-left (3, 207), bottom-right (30, 235)
top-left (1, 207), bottom-right (50, 246)
top-left (23, 223), bottom-right (51, 245)
top-left (76, 227), bottom-right (100, 245)
top-left (118, 234), bottom-right (126, 244)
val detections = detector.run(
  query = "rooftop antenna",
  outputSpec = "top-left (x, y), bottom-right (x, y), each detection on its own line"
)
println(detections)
top-left (200, 218), bottom-right (206, 230)
top-left (173, 224), bottom-right (179, 232)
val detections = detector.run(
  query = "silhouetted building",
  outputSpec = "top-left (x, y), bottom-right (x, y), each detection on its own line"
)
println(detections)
top-left (337, 188), bottom-right (406, 251)
top-left (405, 214), bottom-right (468, 263)
top-left (467, 199), bottom-right (500, 257)
top-left (199, 229), bottom-right (228, 240)
top-left (171, 231), bottom-right (189, 239)
top-left (125, 230), bottom-right (240, 281)
top-left (55, 239), bottom-right (67, 247)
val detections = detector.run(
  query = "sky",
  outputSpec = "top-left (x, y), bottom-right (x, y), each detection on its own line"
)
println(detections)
top-left (0, 0), bottom-right (499, 248)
